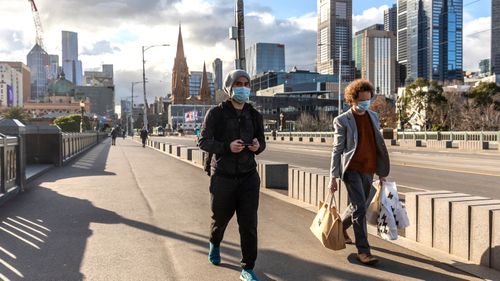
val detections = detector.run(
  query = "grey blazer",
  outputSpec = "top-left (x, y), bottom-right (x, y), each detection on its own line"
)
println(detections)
top-left (329, 109), bottom-right (390, 179)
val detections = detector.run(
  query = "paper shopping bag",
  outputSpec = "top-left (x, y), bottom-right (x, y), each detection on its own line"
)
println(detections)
top-left (366, 180), bottom-right (382, 226)
top-left (310, 192), bottom-right (346, 251)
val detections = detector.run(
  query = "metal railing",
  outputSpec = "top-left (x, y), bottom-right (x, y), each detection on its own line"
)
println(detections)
top-left (0, 134), bottom-right (20, 195)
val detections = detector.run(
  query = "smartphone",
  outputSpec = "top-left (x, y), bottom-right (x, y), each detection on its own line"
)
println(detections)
top-left (238, 141), bottom-right (254, 146)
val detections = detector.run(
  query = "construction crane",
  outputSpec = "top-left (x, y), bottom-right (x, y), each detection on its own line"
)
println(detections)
top-left (28, 0), bottom-right (45, 49)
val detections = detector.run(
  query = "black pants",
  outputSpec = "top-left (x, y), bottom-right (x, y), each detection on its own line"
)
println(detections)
top-left (141, 138), bottom-right (147, 147)
top-left (111, 137), bottom-right (116, 145)
top-left (209, 172), bottom-right (260, 270)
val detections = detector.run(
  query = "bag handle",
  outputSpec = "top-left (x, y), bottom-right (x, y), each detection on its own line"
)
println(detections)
top-left (326, 191), bottom-right (338, 210)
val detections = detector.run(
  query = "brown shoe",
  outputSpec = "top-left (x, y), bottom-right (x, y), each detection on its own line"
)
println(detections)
top-left (356, 253), bottom-right (379, 266)
top-left (343, 230), bottom-right (353, 244)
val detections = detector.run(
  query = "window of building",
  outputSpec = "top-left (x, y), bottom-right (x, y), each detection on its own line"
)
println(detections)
top-left (336, 2), bottom-right (347, 19)
top-left (320, 28), bottom-right (329, 63)
top-left (320, 2), bottom-right (329, 23)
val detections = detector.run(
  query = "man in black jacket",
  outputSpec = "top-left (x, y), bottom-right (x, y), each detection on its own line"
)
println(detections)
top-left (199, 69), bottom-right (265, 281)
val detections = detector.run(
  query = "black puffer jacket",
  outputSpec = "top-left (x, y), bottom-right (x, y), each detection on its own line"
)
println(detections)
top-left (199, 100), bottom-right (266, 177)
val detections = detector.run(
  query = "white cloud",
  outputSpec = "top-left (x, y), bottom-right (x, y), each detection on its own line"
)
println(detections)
top-left (463, 16), bottom-right (491, 71)
top-left (287, 12), bottom-right (317, 32)
top-left (353, 5), bottom-right (389, 33)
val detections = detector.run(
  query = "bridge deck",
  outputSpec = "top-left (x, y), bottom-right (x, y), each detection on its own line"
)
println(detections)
top-left (0, 138), bottom-right (481, 280)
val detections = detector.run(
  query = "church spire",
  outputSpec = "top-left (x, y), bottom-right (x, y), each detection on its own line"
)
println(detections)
top-left (171, 23), bottom-right (190, 105)
top-left (199, 62), bottom-right (211, 104)
top-left (176, 24), bottom-right (185, 60)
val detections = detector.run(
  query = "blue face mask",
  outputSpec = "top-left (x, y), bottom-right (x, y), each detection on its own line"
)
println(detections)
top-left (232, 87), bottom-right (251, 103)
top-left (356, 100), bottom-right (371, 112)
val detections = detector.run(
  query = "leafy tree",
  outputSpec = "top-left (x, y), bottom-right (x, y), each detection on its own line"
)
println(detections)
top-left (53, 114), bottom-right (91, 132)
top-left (468, 82), bottom-right (500, 111)
top-left (370, 96), bottom-right (398, 129)
top-left (402, 78), bottom-right (447, 130)
top-left (0, 107), bottom-right (32, 124)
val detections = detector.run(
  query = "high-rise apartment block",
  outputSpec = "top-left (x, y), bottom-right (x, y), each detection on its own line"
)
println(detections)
top-left (245, 43), bottom-right (285, 78)
top-left (317, 0), bottom-right (355, 82)
top-left (353, 25), bottom-right (396, 98)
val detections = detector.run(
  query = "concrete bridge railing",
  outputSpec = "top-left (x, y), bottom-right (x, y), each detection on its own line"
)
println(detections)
top-left (0, 118), bottom-right (109, 206)
top-left (145, 138), bottom-right (500, 274)
top-left (265, 131), bottom-right (500, 151)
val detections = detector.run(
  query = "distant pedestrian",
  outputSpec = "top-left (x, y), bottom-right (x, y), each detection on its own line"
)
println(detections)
top-left (110, 127), bottom-right (119, 146)
top-left (122, 130), bottom-right (126, 139)
top-left (328, 79), bottom-right (390, 266)
top-left (199, 69), bottom-right (266, 281)
top-left (140, 127), bottom-right (148, 148)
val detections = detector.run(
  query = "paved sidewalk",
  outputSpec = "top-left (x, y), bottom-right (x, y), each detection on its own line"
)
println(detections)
top-left (0, 138), bottom-right (482, 280)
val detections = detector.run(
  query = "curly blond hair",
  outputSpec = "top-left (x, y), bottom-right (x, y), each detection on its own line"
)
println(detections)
top-left (344, 79), bottom-right (374, 105)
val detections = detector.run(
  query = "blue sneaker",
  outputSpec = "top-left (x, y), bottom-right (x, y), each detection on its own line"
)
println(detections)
top-left (240, 269), bottom-right (259, 281)
top-left (208, 243), bottom-right (220, 265)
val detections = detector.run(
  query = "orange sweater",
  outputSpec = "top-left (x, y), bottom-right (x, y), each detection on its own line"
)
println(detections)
top-left (347, 113), bottom-right (377, 174)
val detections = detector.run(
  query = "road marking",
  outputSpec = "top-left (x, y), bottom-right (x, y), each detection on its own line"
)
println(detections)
top-left (392, 163), bottom-right (500, 178)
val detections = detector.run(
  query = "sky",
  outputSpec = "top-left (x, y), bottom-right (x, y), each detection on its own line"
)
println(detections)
top-left (0, 0), bottom-right (493, 104)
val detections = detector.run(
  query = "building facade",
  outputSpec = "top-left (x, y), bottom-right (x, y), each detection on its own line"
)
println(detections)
top-left (76, 85), bottom-right (115, 117)
top-left (245, 43), bottom-right (286, 77)
top-left (250, 69), bottom-right (337, 94)
top-left (84, 64), bottom-right (114, 86)
top-left (0, 61), bottom-right (31, 105)
top-left (384, 4), bottom-right (398, 34)
top-left (399, 0), bottom-right (463, 83)
top-left (316, 0), bottom-right (355, 82)
top-left (48, 54), bottom-right (59, 81)
top-left (212, 58), bottom-right (223, 91)
top-left (0, 64), bottom-right (23, 108)
top-left (493, 0), bottom-right (500, 81)
top-left (62, 31), bottom-right (83, 85)
top-left (479, 59), bottom-right (490, 75)
top-left (189, 70), bottom-right (214, 97)
top-left (27, 44), bottom-right (49, 102)
top-left (353, 25), bottom-right (396, 99)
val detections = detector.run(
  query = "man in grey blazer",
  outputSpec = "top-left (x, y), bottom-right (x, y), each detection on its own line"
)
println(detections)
top-left (328, 79), bottom-right (390, 265)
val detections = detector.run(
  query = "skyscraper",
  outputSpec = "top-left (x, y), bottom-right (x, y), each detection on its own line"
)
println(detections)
top-left (48, 54), bottom-right (59, 81)
top-left (212, 58), bottom-right (223, 91)
top-left (189, 70), bottom-right (215, 97)
top-left (353, 25), bottom-right (396, 98)
top-left (317, 0), bottom-right (355, 81)
top-left (245, 43), bottom-right (285, 77)
top-left (492, 0), bottom-right (500, 80)
top-left (384, 4), bottom-right (397, 34)
top-left (62, 31), bottom-right (82, 85)
top-left (398, 0), bottom-right (463, 83)
top-left (27, 44), bottom-right (49, 101)
top-left (397, 0), bottom-right (409, 84)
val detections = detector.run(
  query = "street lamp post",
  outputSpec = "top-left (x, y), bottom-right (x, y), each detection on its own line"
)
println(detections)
top-left (79, 100), bottom-right (85, 133)
top-left (142, 44), bottom-right (169, 132)
top-left (130, 81), bottom-right (143, 136)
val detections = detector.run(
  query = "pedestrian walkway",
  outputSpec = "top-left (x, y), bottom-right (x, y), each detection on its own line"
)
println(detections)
top-left (0, 138), bottom-right (482, 280)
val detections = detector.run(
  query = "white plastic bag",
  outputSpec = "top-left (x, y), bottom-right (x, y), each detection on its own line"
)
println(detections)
top-left (376, 181), bottom-right (410, 240)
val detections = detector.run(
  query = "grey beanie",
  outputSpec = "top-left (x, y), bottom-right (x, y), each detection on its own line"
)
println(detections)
top-left (223, 69), bottom-right (251, 95)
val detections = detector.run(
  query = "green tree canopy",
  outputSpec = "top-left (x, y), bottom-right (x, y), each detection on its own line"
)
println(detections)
top-left (0, 107), bottom-right (32, 125)
top-left (53, 114), bottom-right (91, 132)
